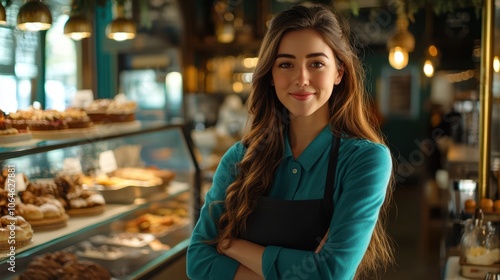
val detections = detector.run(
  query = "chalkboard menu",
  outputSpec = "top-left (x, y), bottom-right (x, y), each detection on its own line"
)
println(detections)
top-left (379, 66), bottom-right (419, 119)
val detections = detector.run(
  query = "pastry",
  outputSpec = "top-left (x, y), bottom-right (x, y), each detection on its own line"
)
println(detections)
top-left (0, 215), bottom-right (33, 250)
top-left (61, 260), bottom-right (111, 280)
top-left (40, 203), bottom-right (63, 218)
top-left (85, 99), bottom-right (137, 123)
top-left (64, 108), bottom-right (93, 129)
top-left (69, 198), bottom-right (88, 209)
top-left (4, 110), bottom-right (34, 132)
top-left (87, 193), bottom-right (105, 206)
top-left (27, 110), bottom-right (68, 131)
top-left (18, 252), bottom-right (111, 280)
top-left (22, 204), bottom-right (44, 221)
top-left (54, 175), bottom-right (106, 211)
top-left (0, 227), bottom-right (8, 242)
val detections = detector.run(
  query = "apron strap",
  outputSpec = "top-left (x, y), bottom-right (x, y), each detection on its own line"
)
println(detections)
top-left (323, 135), bottom-right (340, 221)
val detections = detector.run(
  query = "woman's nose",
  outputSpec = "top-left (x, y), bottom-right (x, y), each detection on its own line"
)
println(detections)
top-left (295, 67), bottom-right (309, 87)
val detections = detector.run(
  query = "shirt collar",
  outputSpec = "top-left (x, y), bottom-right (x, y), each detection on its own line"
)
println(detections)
top-left (284, 125), bottom-right (333, 172)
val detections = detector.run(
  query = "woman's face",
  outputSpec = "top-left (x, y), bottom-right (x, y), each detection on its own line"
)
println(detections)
top-left (272, 29), bottom-right (343, 120)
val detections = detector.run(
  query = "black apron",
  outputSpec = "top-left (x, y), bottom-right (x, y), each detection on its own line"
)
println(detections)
top-left (241, 136), bottom-right (340, 251)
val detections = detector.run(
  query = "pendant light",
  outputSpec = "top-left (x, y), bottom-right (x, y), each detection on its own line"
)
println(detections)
top-left (0, 1), bottom-right (6, 25)
top-left (64, 0), bottom-right (91, 41)
top-left (64, 14), bottom-right (91, 40)
top-left (106, 0), bottom-right (136, 41)
top-left (387, 12), bottom-right (414, 70)
top-left (17, 0), bottom-right (52, 31)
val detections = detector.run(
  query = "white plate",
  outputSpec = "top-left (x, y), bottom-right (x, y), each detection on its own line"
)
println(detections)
top-left (31, 127), bottom-right (100, 140)
top-left (0, 132), bottom-right (32, 144)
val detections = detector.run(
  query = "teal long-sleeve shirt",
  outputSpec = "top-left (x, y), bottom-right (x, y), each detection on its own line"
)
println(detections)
top-left (186, 126), bottom-right (392, 279)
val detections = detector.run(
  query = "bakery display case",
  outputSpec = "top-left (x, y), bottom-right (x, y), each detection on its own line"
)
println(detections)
top-left (0, 122), bottom-right (201, 279)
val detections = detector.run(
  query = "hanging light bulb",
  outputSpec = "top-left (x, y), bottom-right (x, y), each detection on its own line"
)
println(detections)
top-left (64, 0), bottom-right (91, 41)
top-left (106, 0), bottom-right (136, 41)
top-left (387, 13), bottom-right (414, 70)
top-left (423, 45), bottom-right (439, 78)
top-left (0, 1), bottom-right (6, 25)
top-left (64, 14), bottom-right (91, 40)
top-left (423, 59), bottom-right (434, 77)
top-left (494, 56), bottom-right (500, 73)
top-left (17, 0), bottom-right (52, 31)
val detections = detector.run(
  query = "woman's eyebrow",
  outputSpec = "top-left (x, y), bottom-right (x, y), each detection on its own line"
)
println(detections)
top-left (276, 53), bottom-right (295, 59)
top-left (306, 52), bottom-right (329, 58)
top-left (275, 52), bottom-right (329, 59)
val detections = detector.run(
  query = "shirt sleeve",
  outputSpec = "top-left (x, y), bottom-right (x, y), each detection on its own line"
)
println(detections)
top-left (261, 141), bottom-right (393, 280)
top-left (186, 142), bottom-right (244, 280)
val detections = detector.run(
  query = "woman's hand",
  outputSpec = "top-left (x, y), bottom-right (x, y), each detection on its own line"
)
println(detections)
top-left (217, 238), bottom-right (265, 278)
top-left (217, 238), bottom-right (233, 254)
top-left (315, 229), bottom-right (329, 253)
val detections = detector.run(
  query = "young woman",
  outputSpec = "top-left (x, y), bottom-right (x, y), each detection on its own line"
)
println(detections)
top-left (187, 4), bottom-right (395, 280)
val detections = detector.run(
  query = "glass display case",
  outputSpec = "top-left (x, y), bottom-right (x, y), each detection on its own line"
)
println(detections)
top-left (0, 122), bottom-right (201, 279)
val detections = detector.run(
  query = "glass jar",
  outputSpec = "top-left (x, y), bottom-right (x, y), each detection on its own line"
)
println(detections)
top-left (460, 209), bottom-right (500, 266)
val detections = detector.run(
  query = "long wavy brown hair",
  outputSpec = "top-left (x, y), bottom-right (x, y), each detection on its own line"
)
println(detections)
top-left (211, 4), bottom-right (395, 279)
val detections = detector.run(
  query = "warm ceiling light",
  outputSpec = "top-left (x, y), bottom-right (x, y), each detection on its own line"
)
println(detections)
top-left (387, 14), bottom-right (414, 70)
top-left (17, 0), bottom-right (52, 31)
top-left (106, 18), bottom-right (135, 41)
top-left (106, 0), bottom-right (136, 41)
top-left (64, 14), bottom-right (91, 40)
top-left (428, 45), bottom-right (438, 57)
top-left (0, 2), bottom-right (6, 25)
top-left (494, 56), bottom-right (500, 73)
top-left (423, 59), bottom-right (434, 77)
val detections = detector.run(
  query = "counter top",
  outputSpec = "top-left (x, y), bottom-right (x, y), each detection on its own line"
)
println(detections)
top-left (444, 256), bottom-right (469, 280)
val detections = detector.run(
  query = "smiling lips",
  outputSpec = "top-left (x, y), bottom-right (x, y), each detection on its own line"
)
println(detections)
top-left (290, 92), bottom-right (314, 101)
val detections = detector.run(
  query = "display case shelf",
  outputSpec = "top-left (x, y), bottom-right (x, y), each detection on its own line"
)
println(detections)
top-left (0, 123), bottom-right (201, 279)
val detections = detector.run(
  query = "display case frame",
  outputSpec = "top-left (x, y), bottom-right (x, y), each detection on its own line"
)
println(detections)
top-left (0, 122), bottom-right (201, 279)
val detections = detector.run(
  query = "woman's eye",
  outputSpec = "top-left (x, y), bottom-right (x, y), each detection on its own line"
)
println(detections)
top-left (278, 62), bottom-right (292, 68)
top-left (311, 61), bottom-right (325, 68)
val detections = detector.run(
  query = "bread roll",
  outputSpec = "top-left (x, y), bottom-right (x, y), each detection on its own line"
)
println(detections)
top-left (464, 199), bottom-right (476, 213)
top-left (494, 200), bottom-right (500, 213)
top-left (480, 198), bottom-right (494, 212)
